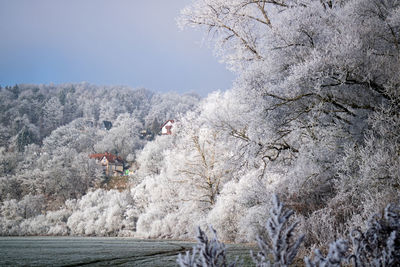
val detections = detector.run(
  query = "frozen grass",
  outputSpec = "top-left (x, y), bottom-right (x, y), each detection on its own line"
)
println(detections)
top-left (0, 237), bottom-right (253, 267)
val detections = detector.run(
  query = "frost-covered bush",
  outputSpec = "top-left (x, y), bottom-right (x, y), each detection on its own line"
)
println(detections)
top-left (179, 196), bottom-right (400, 267)
top-left (0, 175), bottom-right (22, 202)
top-left (251, 194), bottom-right (304, 267)
top-left (0, 194), bottom-right (45, 235)
top-left (305, 201), bottom-right (400, 266)
top-left (305, 240), bottom-right (348, 267)
top-left (178, 195), bottom-right (304, 267)
top-left (94, 113), bottom-right (144, 159)
top-left (42, 208), bottom-right (72, 236)
top-left (320, 106), bottom-right (400, 247)
top-left (178, 226), bottom-right (237, 267)
top-left (67, 189), bottom-right (137, 236)
top-left (206, 170), bottom-right (274, 243)
top-left (134, 135), bottom-right (175, 183)
top-left (133, 170), bottom-right (203, 239)
top-left (349, 203), bottom-right (400, 266)
top-left (0, 189), bottom-right (137, 236)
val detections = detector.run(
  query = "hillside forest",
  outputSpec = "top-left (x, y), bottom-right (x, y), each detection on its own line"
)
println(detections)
top-left (1, 0), bottom-right (400, 256)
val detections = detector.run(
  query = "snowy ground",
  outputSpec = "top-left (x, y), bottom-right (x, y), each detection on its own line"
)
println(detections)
top-left (0, 237), bottom-right (253, 266)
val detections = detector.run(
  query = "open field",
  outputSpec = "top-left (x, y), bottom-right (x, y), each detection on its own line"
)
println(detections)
top-left (0, 237), bottom-right (254, 266)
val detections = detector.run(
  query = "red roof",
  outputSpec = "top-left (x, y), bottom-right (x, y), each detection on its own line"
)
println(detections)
top-left (89, 152), bottom-right (124, 164)
top-left (160, 119), bottom-right (175, 129)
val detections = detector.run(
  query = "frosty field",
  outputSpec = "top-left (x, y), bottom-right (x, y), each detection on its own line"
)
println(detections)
top-left (0, 237), bottom-right (253, 266)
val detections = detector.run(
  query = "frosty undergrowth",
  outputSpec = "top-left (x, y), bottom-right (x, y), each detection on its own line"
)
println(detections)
top-left (178, 195), bottom-right (400, 267)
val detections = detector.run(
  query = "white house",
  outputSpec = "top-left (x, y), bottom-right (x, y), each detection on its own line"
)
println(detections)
top-left (161, 120), bottom-right (175, 135)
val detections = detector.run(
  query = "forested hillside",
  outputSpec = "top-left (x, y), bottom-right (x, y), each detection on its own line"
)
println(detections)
top-left (0, 83), bottom-right (200, 223)
top-left (1, 0), bottom-right (400, 257)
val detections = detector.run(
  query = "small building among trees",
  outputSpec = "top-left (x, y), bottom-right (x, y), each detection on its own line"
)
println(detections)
top-left (89, 152), bottom-right (124, 176)
top-left (103, 120), bottom-right (112, 130)
top-left (161, 120), bottom-right (175, 135)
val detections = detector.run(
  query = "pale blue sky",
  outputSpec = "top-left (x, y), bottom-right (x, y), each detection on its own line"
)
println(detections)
top-left (0, 0), bottom-right (235, 96)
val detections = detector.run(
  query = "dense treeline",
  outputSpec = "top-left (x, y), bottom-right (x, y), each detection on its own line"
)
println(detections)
top-left (0, 83), bottom-right (199, 150)
top-left (0, 82), bottom-right (199, 211)
top-left (1, 0), bottom-right (400, 259)
top-left (133, 0), bottom-right (400, 248)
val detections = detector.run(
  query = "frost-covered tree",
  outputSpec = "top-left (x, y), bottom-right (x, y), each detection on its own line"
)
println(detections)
top-left (144, 92), bottom-right (200, 132)
top-left (66, 189), bottom-right (136, 236)
top-left (134, 105), bottom-right (237, 239)
top-left (176, 0), bottom-right (400, 246)
top-left (173, 114), bottom-right (231, 207)
top-left (31, 147), bottom-right (102, 204)
top-left (135, 135), bottom-right (175, 178)
top-left (0, 189), bottom-right (136, 236)
top-left (42, 96), bottom-right (64, 137)
top-left (41, 118), bottom-right (99, 153)
top-left (2, 0), bottom-right (400, 250)
top-left (179, 0), bottom-right (400, 171)
top-left (0, 146), bottom-right (19, 177)
top-left (94, 113), bottom-right (144, 159)
top-left (0, 193), bottom-right (45, 235)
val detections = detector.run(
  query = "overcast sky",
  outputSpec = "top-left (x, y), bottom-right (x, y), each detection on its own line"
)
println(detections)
top-left (0, 0), bottom-right (235, 96)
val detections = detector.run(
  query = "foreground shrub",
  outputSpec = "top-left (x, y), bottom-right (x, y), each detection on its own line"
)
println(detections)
top-left (178, 195), bottom-right (400, 267)
top-left (349, 203), bottom-right (400, 266)
top-left (178, 226), bottom-right (237, 267)
top-left (178, 194), bottom-right (304, 267)
top-left (251, 194), bottom-right (304, 266)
